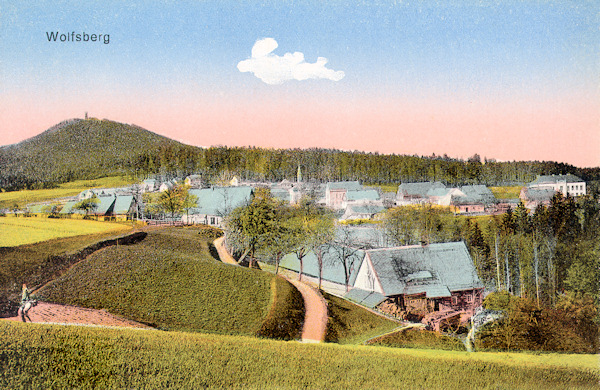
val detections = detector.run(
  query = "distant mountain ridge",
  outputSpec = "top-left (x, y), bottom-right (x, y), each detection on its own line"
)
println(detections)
top-left (0, 118), bottom-right (185, 190)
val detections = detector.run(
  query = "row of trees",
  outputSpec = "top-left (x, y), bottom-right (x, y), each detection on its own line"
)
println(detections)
top-left (225, 189), bottom-right (348, 289)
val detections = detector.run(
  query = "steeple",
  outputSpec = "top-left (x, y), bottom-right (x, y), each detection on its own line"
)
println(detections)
top-left (297, 165), bottom-right (302, 183)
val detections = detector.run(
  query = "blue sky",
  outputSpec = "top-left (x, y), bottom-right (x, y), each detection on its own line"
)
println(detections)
top-left (1, 1), bottom-right (598, 166)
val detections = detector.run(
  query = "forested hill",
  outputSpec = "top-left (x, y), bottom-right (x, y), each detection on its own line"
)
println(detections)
top-left (1, 117), bottom-right (599, 192)
top-left (0, 118), bottom-right (185, 190)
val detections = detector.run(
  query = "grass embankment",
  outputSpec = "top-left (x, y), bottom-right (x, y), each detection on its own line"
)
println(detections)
top-left (1, 321), bottom-right (597, 389)
top-left (489, 186), bottom-right (523, 200)
top-left (0, 217), bottom-right (131, 247)
top-left (256, 276), bottom-right (304, 340)
top-left (367, 327), bottom-right (466, 351)
top-left (37, 227), bottom-right (279, 336)
top-left (0, 176), bottom-right (136, 209)
top-left (323, 292), bottom-right (399, 344)
top-left (0, 230), bottom-right (140, 316)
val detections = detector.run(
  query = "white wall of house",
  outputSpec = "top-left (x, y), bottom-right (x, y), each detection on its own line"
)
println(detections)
top-left (530, 180), bottom-right (586, 197)
top-left (353, 254), bottom-right (384, 294)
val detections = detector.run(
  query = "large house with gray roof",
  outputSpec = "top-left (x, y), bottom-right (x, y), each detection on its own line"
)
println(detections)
top-left (527, 174), bottom-right (586, 197)
top-left (280, 238), bottom-right (483, 319)
top-left (182, 186), bottom-right (253, 227)
top-left (352, 241), bottom-right (484, 318)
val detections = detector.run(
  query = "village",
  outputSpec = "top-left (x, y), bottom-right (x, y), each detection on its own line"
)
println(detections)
top-left (8, 172), bottom-right (589, 332)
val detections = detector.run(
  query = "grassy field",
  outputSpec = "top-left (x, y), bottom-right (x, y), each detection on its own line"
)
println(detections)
top-left (323, 292), bottom-right (399, 344)
top-left (1, 321), bottom-right (597, 389)
top-left (37, 227), bottom-right (279, 336)
top-left (0, 176), bottom-right (137, 209)
top-left (0, 217), bottom-right (131, 247)
top-left (489, 185), bottom-right (523, 200)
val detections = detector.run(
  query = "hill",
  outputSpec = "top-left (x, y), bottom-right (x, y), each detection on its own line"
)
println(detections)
top-left (36, 227), bottom-right (302, 336)
top-left (0, 118), bottom-right (184, 190)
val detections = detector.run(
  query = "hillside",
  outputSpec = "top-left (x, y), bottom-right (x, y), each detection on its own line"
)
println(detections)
top-left (36, 227), bottom-right (288, 336)
top-left (0, 118), bottom-right (184, 190)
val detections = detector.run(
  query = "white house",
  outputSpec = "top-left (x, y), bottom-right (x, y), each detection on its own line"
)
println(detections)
top-left (527, 174), bottom-right (586, 197)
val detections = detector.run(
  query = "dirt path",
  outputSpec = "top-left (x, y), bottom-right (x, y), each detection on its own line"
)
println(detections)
top-left (285, 278), bottom-right (329, 343)
top-left (2, 302), bottom-right (152, 329)
top-left (213, 236), bottom-right (238, 265)
top-left (213, 236), bottom-right (329, 342)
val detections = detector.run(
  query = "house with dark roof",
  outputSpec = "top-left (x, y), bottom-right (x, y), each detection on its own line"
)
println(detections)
top-left (451, 185), bottom-right (496, 214)
top-left (519, 187), bottom-right (555, 209)
top-left (527, 174), bottom-right (586, 197)
top-left (182, 186), bottom-right (253, 227)
top-left (396, 182), bottom-right (447, 206)
top-left (352, 242), bottom-right (484, 318)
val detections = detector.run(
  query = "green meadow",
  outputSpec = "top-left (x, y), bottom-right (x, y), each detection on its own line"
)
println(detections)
top-left (1, 321), bottom-right (597, 389)
top-left (0, 217), bottom-right (131, 247)
top-left (0, 176), bottom-right (136, 209)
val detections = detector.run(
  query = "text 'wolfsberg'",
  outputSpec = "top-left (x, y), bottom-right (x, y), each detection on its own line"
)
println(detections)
top-left (46, 32), bottom-right (110, 44)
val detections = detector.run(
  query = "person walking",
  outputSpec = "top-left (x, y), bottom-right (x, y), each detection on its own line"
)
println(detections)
top-left (18, 284), bottom-right (35, 322)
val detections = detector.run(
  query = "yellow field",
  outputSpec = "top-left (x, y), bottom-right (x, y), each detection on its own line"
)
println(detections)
top-left (0, 217), bottom-right (131, 247)
top-left (0, 176), bottom-right (137, 209)
top-left (489, 186), bottom-right (523, 200)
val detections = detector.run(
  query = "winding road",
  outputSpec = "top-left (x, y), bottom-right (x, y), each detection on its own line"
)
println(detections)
top-left (213, 237), bottom-right (329, 343)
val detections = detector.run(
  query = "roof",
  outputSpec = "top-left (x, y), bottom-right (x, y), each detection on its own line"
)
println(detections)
top-left (59, 200), bottom-right (79, 214)
top-left (344, 288), bottom-right (387, 309)
top-left (112, 195), bottom-right (135, 215)
top-left (346, 189), bottom-right (380, 201)
top-left (326, 181), bottom-right (363, 191)
top-left (347, 205), bottom-right (385, 215)
top-left (188, 186), bottom-right (253, 216)
top-left (529, 174), bottom-right (584, 185)
top-left (28, 204), bottom-right (48, 213)
top-left (521, 187), bottom-right (555, 202)
top-left (366, 241), bottom-right (483, 297)
top-left (270, 188), bottom-right (291, 203)
top-left (452, 185), bottom-right (496, 205)
top-left (398, 182), bottom-right (446, 197)
top-left (280, 244), bottom-right (365, 286)
top-left (93, 196), bottom-right (116, 215)
top-left (427, 188), bottom-right (451, 197)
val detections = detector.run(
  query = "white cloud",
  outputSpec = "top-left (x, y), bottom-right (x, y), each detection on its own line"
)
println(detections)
top-left (237, 38), bottom-right (345, 85)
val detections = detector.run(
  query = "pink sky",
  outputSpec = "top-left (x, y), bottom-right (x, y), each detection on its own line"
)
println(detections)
top-left (1, 92), bottom-right (598, 168)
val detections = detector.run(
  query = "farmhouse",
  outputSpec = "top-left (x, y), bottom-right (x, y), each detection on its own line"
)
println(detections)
top-left (325, 181), bottom-right (363, 209)
top-left (340, 204), bottom-right (385, 221)
top-left (527, 174), bottom-right (586, 197)
top-left (451, 185), bottom-right (496, 214)
top-left (396, 182), bottom-right (446, 206)
top-left (519, 187), bottom-right (555, 210)
top-left (181, 186), bottom-right (253, 227)
top-left (352, 242), bottom-right (484, 319)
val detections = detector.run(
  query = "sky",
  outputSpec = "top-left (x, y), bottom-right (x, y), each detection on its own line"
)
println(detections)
top-left (1, 1), bottom-right (598, 167)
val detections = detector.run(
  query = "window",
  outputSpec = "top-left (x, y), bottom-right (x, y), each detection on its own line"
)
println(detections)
top-left (466, 294), bottom-right (474, 303)
top-left (451, 296), bottom-right (458, 305)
